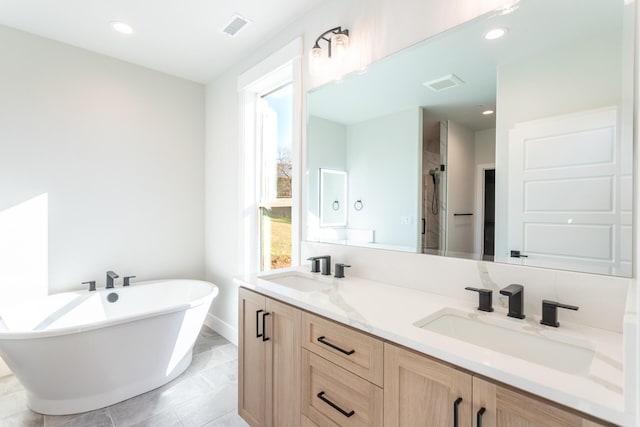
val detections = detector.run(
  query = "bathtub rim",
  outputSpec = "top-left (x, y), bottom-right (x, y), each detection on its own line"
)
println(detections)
top-left (0, 279), bottom-right (218, 340)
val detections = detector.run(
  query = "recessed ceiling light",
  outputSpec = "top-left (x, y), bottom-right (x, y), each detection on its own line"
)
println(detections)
top-left (111, 21), bottom-right (134, 35)
top-left (482, 109), bottom-right (495, 115)
top-left (484, 27), bottom-right (507, 40)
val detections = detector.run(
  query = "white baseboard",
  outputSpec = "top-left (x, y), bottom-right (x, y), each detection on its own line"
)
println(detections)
top-left (204, 313), bottom-right (238, 346)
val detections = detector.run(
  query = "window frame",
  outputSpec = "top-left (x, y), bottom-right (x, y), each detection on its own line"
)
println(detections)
top-left (238, 38), bottom-right (302, 275)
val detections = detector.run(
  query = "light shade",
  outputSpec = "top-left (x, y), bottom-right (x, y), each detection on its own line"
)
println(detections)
top-left (331, 33), bottom-right (349, 59)
top-left (309, 46), bottom-right (325, 76)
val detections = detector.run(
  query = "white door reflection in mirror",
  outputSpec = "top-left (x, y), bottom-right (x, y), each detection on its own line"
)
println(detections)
top-left (319, 168), bottom-right (347, 227)
top-left (506, 107), bottom-right (629, 276)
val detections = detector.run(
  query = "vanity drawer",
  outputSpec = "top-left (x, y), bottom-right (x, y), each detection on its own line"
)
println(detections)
top-left (302, 349), bottom-right (383, 427)
top-left (301, 312), bottom-right (384, 386)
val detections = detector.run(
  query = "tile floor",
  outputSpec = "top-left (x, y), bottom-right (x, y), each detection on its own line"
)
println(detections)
top-left (0, 326), bottom-right (249, 427)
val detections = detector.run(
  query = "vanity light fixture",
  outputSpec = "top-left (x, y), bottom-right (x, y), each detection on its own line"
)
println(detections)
top-left (309, 26), bottom-right (350, 74)
top-left (111, 21), bottom-right (134, 35)
top-left (484, 27), bottom-right (507, 40)
top-left (482, 109), bottom-right (495, 115)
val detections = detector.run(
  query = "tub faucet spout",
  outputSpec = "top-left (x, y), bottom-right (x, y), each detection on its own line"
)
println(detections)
top-left (106, 271), bottom-right (119, 289)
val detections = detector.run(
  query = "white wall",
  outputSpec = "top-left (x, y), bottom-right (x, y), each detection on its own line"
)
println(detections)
top-left (0, 25), bottom-right (206, 299)
top-left (346, 109), bottom-right (421, 249)
top-left (306, 116), bottom-right (347, 237)
top-left (475, 128), bottom-right (496, 166)
top-left (204, 0), bottom-right (508, 335)
top-left (446, 120), bottom-right (475, 254)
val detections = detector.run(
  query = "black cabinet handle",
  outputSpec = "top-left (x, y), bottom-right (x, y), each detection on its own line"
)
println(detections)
top-left (477, 407), bottom-right (486, 427)
top-left (261, 312), bottom-right (270, 342)
top-left (255, 309), bottom-right (263, 338)
top-left (453, 213), bottom-right (473, 216)
top-left (317, 391), bottom-right (355, 418)
top-left (453, 397), bottom-right (463, 427)
top-left (317, 336), bottom-right (355, 355)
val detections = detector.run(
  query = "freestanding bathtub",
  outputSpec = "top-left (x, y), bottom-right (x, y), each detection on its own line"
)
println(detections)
top-left (0, 279), bottom-right (218, 415)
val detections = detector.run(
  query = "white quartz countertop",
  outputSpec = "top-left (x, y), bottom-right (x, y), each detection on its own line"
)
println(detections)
top-left (235, 267), bottom-right (631, 426)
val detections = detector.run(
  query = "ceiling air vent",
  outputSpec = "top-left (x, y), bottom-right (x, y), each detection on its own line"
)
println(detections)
top-left (221, 14), bottom-right (251, 37)
top-left (423, 74), bottom-right (465, 92)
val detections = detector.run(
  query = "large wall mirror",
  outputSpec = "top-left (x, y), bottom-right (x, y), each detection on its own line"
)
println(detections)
top-left (305, 0), bottom-right (635, 277)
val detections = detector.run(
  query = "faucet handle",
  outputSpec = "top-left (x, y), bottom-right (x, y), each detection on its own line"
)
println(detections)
top-left (82, 281), bottom-right (96, 292)
top-left (334, 263), bottom-right (351, 278)
top-left (123, 276), bottom-right (136, 286)
top-left (465, 287), bottom-right (493, 312)
top-left (307, 257), bottom-right (321, 273)
top-left (540, 300), bottom-right (579, 327)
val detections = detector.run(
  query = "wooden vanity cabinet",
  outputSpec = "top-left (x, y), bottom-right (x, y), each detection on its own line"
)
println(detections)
top-left (384, 343), bottom-right (473, 427)
top-left (472, 377), bottom-right (611, 427)
top-left (238, 288), bottom-right (301, 427)
top-left (300, 312), bottom-right (384, 427)
top-left (385, 343), bottom-right (613, 427)
top-left (238, 289), bottom-right (616, 427)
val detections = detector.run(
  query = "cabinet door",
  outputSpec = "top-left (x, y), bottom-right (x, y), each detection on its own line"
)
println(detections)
top-left (384, 343), bottom-right (472, 427)
top-left (238, 288), bottom-right (267, 427)
top-left (266, 297), bottom-right (301, 427)
top-left (472, 377), bottom-right (610, 427)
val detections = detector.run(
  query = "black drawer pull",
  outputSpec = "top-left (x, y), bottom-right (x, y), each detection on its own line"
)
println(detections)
top-left (317, 391), bottom-right (355, 418)
top-left (453, 397), bottom-right (463, 427)
top-left (255, 309), bottom-right (263, 338)
top-left (317, 336), bottom-right (355, 355)
top-left (262, 312), bottom-right (270, 342)
top-left (477, 407), bottom-right (486, 427)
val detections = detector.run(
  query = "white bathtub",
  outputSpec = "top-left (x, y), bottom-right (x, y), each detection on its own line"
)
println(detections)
top-left (0, 279), bottom-right (217, 415)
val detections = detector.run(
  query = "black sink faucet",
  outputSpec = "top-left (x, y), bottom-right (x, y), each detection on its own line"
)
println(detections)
top-left (465, 287), bottom-right (493, 312)
top-left (314, 255), bottom-right (332, 275)
top-left (540, 300), bottom-right (579, 327)
top-left (500, 284), bottom-right (525, 319)
top-left (106, 271), bottom-right (119, 289)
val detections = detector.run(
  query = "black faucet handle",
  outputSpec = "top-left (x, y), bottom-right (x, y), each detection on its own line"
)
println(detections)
top-left (334, 263), bottom-right (351, 278)
top-left (307, 257), bottom-right (321, 273)
top-left (123, 276), bottom-right (136, 286)
top-left (540, 300), bottom-right (579, 327)
top-left (82, 281), bottom-right (96, 292)
top-left (465, 287), bottom-right (494, 312)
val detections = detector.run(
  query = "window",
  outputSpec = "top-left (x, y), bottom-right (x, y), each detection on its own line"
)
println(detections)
top-left (258, 84), bottom-right (293, 270)
top-left (238, 39), bottom-right (301, 274)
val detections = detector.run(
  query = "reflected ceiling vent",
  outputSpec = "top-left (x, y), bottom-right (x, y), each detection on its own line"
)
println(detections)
top-left (221, 14), bottom-right (251, 37)
top-left (423, 74), bottom-right (465, 92)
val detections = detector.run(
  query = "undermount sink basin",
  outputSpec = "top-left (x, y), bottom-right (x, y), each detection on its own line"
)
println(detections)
top-left (414, 309), bottom-right (595, 375)
top-left (259, 272), bottom-right (332, 293)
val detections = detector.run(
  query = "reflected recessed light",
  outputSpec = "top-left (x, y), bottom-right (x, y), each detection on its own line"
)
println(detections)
top-left (111, 21), bottom-right (134, 35)
top-left (484, 27), bottom-right (507, 40)
top-left (482, 109), bottom-right (495, 115)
